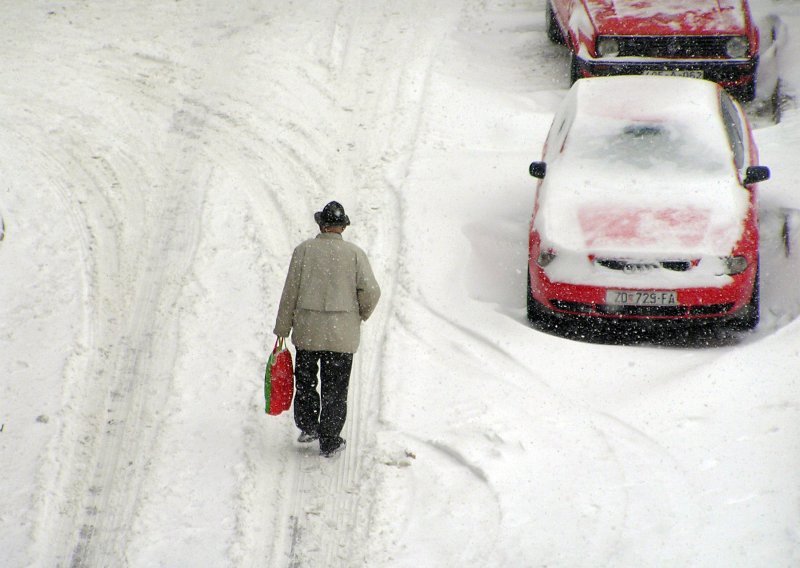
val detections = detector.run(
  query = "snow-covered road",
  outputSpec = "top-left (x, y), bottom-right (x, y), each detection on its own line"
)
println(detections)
top-left (1, 1), bottom-right (799, 566)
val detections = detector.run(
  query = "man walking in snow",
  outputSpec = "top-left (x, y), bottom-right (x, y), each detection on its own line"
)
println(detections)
top-left (274, 201), bottom-right (381, 457)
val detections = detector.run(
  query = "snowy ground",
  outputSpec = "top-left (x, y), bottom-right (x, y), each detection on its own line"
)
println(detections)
top-left (1, 1), bottom-right (799, 566)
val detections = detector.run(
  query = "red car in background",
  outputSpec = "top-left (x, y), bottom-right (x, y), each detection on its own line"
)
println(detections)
top-left (546, 0), bottom-right (761, 101)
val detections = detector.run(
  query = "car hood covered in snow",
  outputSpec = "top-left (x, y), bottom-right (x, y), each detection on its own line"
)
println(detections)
top-left (536, 77), bottom-right (751, 260)
top-left (585, 0), bottom-right (749, 35)
top-left (537, 164), bottom-right (749, 259)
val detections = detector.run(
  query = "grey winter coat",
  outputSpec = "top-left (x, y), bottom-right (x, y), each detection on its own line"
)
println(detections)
top-left (274, 233), bottom-right (381, 353)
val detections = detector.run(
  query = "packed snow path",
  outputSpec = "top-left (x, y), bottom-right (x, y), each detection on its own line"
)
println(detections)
top-left (255, 2), bottom-right (458, 565)
top-left (2, 1), bottom-right (453, 565)
top-left (1, 1), bottom-right (799, 567)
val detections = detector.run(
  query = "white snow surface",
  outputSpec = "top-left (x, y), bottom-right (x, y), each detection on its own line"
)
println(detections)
top-left (1, 1), bottom-right (799, 567)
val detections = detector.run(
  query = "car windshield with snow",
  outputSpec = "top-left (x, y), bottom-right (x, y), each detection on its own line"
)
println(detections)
top-left (546, 0), bottom-right (761, 101)
top-left (527, 75), bottom-right (769, 329)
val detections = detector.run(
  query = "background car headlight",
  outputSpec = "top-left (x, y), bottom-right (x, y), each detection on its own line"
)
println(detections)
top-left (725, 36), bottom-right (749, 58)
top-left (722, 256), bottom-right (748, 275)
top-left (597, 37), bottom-right (620, 57)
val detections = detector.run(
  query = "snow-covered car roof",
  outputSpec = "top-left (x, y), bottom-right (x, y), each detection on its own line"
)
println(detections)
top-left (584, 0), bottom-right (749, 35)
top-left (538, 76), bottom-right (750, 258)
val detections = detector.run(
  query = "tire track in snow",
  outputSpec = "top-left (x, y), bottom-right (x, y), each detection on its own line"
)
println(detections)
top-left (164, 25), bottom-right (354, 566)
top-left (67, 106), bottom-right (209, 566)
top-left (0, 110), bottom-right (108, 566)
top-left (0, 92), bottom-right (179, 567)
top-left (409, 291), bottom-right (705, 561)
top-left (44, 10), bottom-right (292, 561)
top-left (19, 38), bottom-right (220, 563)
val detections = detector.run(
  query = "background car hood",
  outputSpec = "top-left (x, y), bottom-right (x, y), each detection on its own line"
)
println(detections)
top-left (585, 0), bottom-right (748, 36)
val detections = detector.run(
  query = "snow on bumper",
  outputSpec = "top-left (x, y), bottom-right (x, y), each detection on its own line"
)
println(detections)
top-left (529, 262), bottom-right (756, 321)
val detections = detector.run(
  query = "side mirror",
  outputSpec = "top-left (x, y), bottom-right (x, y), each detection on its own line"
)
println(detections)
top-left (743, 165), bottom-right (770, 186)
top-left (529, 161), bottom-right (546, 179)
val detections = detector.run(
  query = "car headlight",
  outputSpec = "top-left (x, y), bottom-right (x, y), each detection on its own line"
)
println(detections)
top-left (597, 37), bottom-right (620, 57)
top-left (722, 256), bottom-right (748, 275)
top-left (725, 36), bottom-right (749, 59)
top-left (537, 249), bottom-right (557, 267)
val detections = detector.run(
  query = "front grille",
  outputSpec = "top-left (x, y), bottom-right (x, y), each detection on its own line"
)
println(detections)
top-left (596, 259), bottom-right (629, 270)
top-left (661, 261), bottom-right (691, 272)
top-left (595, 258), bottom-right (694, 272)
top-left (612, 35), bottom-right (738, 59)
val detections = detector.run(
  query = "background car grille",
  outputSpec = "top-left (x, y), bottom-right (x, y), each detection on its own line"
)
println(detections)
top-left (611, 36), bottom-right (737, 59)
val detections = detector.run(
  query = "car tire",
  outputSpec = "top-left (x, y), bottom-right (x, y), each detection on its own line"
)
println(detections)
top-left (729, 263), bottom-right (760, 331)
top-left (730, 79), bottom-right (756, 103)
top-left (569, 53), bottom-right (580, 84)
top-left (545, 2), bottom-right (565, 44)
top-left (771, 79), bottom-right (783, 124)
top-left (527, 270), bottom-right (548, 324)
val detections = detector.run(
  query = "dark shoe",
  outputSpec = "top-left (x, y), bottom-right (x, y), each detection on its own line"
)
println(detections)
top-left (320, 437), bottom-right (346, 458)
top-left (297, 431), bottom-right (319, 443)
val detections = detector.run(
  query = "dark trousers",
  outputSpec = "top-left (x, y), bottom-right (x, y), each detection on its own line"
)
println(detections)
top-left (294, 350), bottom-right (353, 451)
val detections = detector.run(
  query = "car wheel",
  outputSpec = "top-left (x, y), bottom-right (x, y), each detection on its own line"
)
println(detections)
top-left (771, 79), bottom-right (783, 124)
top-left (527, 270), bottom-right (547, 324)
top-left (730, 80), bottom-right (756, 103)
top-left (545, 2), bottom-right (565, 44)
top-left (729, 264), bottom-right (760, 331)
top-left (569, 53), bottom-right (580, 84)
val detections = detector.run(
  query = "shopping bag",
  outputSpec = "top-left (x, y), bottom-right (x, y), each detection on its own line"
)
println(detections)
top-left (264, 337), bottom-right (294, 415)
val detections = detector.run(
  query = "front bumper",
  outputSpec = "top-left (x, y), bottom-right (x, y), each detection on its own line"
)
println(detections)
top-left (529, 268), bottom-right (755, 322)
top-left (574, 56), bottom-right (758, 96)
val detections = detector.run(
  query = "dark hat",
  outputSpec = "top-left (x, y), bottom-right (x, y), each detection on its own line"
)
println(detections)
top-left (314, 201), bottom-right (351, 227)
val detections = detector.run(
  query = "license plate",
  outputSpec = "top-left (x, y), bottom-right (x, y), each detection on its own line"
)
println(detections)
top-left (605, 290), bottom-right (678, 306)
top-left (642, 69), bottom-right (703, 79)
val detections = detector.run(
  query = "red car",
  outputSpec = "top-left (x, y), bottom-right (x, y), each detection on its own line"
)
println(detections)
top-left (546, 0), bottom-right (761, 101)
top-left (527, 75), bottom-right (769, 329)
